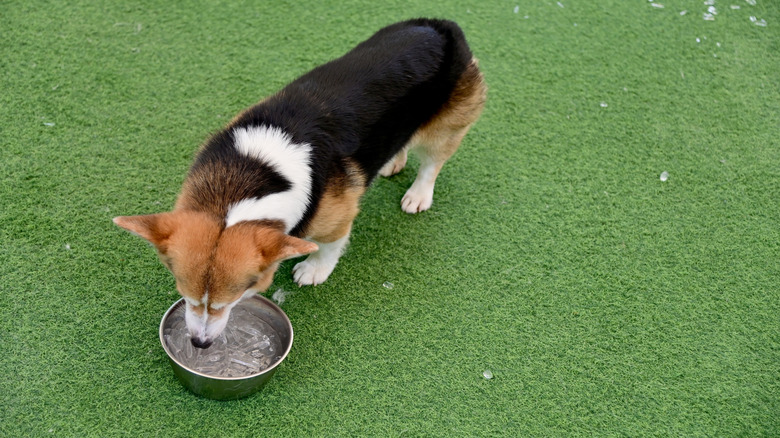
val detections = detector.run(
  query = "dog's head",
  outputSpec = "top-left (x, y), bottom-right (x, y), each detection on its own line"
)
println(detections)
top-left (114, 211), bottom-right (317, 348)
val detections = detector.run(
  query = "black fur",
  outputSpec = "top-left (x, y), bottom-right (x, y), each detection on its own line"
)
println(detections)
top-left (189, 18), bottom-right (474, 236)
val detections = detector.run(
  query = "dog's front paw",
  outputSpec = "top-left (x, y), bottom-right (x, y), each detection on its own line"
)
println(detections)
top-left (292, 258), bottom-right (336, 286)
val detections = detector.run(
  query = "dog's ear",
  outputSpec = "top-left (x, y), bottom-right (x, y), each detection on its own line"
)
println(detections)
top-left (251, 226), bottom-right (318, 263)
top-left (274, 235), bottom-right (319, 262)
top-left (113, 213), bottom-right (176, 251)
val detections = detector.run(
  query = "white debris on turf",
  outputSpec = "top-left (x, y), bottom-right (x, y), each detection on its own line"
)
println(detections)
top-left (745, 0), bottom-right (756, 5)
top-left (382, 281), bottom-right (394, 290)
top-left (750, 16), bottom-right (767, 26)
top-left (483, 370), bottom-right (494, 380)
top-left (600, 102), bottom-right (608, 108)
top-left (271, 288), bottom-right (291, 305)
top-left (660, 171), bottom-right (669, 182)
top-left (651, 3), bottom-right (664, 8)
top-left (514, 5), bottom-right (519, 13)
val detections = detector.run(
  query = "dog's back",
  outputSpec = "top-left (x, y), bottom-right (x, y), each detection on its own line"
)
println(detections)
top-left (180, 18), bottom-right (484, 236)
top-left (229, 19), bottom-right (475, 169)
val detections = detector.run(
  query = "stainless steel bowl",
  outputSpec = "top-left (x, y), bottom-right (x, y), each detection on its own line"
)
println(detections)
top-left (159, 295), bottom-right (293, 400)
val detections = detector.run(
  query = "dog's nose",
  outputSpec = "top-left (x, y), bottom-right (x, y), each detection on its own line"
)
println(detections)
top-left (191, 337), bottom-right (213, 349)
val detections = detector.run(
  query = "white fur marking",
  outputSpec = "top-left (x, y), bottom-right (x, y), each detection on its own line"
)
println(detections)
top-left (226, 126), bottom-right (312, 232)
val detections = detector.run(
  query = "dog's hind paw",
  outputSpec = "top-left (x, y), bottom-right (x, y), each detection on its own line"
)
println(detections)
top-left (401, 185), bottom-right (434, 213)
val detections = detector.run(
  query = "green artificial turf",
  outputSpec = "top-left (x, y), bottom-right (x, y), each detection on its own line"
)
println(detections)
top-left (2, 0), bottom-right (778, 436)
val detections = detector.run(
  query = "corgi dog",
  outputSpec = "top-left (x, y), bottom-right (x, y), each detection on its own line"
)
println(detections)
top-left (114, 18), bottom-right (486, 348)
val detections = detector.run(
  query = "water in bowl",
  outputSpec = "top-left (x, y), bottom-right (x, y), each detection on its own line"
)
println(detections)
top-left (163, 303), bottom-right (283, 378)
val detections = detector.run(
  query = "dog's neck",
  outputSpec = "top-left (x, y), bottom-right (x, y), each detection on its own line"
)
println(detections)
top-left (224, 125), bottom-right (313, 233)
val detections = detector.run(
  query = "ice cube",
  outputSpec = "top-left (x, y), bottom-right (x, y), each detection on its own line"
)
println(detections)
top-left (204, 353), bottom-right (224, 363)
top-left (165, 299), bottom-right (285, 377)
top-left (256, 337), bottom-right (271, 350)
top-left (751, 17), bottom-right (767, 26)
top-left (238, 325), bottom-right (263, 337)
top-left (183, 338), bottom-right (194, 359)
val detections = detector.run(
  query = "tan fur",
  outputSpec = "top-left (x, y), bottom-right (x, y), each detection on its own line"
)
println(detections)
top-left (208, 222), bottom-right (287, 304)
top-left (303, 159), bottom-right (366, 243)
top-left (411, 58), bottom-right (487, 160)
top-left (381, 58), bottom-right (486, 182)
top-left (113, 211), bottom-right (317, 308)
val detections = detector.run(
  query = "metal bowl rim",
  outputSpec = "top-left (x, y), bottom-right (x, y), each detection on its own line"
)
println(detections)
top-left (159, 295), bottom-right (293, 381)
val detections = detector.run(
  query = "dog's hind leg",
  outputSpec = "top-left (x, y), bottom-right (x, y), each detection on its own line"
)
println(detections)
top-left (401, 58), bottom-right (486, 214)
top-left (401, 128), bottom-right (468, 213)
top-left (378, 148), bottom-right (408, 177)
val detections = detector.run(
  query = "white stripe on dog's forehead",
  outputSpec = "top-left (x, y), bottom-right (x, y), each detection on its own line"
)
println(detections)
top-left (226, 125), bottom-right (312, 232)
